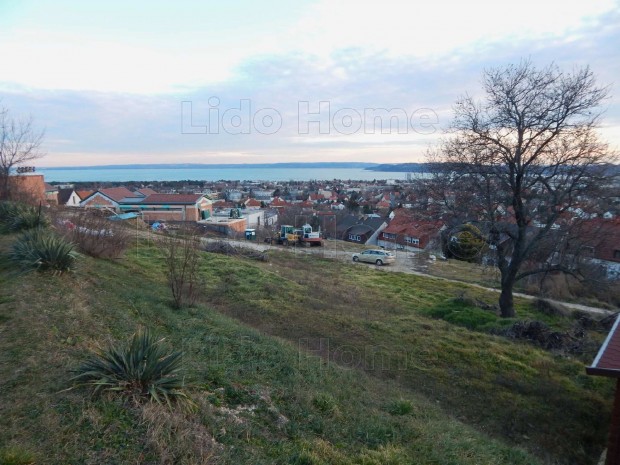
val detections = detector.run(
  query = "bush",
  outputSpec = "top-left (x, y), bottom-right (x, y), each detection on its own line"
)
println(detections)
top-left (161, 228), bottom-right (202, 309)
top-left (0, 201), bottom-right (48, 233)
top-left (9, 228), bottom-right (77, 274)
top-left (72, 329), bottom-right (192, 409)
top-left (58, 210), bottom-right (131, 259)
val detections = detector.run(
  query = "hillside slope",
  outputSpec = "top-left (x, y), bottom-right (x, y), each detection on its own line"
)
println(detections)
top-left (0, 235), bottom-right (612, 465)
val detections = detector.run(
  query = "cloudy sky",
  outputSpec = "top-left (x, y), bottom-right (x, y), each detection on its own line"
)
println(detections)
top-left (0, 0), bottom-right (619, 167)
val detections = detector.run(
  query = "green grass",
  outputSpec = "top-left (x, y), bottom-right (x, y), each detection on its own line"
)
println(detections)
top-left (0, 235), bottom-right (613, 465)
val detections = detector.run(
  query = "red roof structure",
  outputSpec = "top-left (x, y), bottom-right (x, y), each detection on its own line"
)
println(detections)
top-left (98, 187), bottom-right (137, 202)
top-left (136, 187), bottom-right (158, 196)
top-left (140, 193), bottom-right (204, 204)
top-left (76, 190), bottom-right (93, 200)
top-left (380, 211), bottom-right (444, 249)
top-left (271, 197), bottom-right (289, 208)
top-left (588, 317), bottom-right (620, 377)
top-left (244, 198), bottom-right (262, 208)
top-left (587, 315), bottom-right (620, 465)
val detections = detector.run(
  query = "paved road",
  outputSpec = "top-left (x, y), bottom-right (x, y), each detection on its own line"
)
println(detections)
top-left (202, 236), bottom-right (616, 317)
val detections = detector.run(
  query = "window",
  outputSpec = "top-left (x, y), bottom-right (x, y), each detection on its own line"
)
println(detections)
top-left (581, 246), bottom-right (595, 256)
top-left (348, 234), bottom-right (361, 241)
top-left (405, 236), bottom-right (420, 245)
top-left (383, 233), bottom-right (396, 240)
top-left (614, 250), bottom-right (620, 260)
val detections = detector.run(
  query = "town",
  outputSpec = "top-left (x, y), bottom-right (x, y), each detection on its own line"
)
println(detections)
top-left (9, 168), bottom-right (620, 299)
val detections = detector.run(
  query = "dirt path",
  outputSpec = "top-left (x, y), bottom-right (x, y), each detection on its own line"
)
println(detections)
top-left (202, 236), bottom-right (616, 316)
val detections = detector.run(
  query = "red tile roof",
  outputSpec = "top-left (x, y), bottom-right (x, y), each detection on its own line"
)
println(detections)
top-left (136, 187), bottom-right (158, 196)
top-left (244, 198), bottom-right (262, 207)
top-left (76, 190), bottom-right (93, 200)
top-left (99, 187), bottom-right (138, 202)
top-left (383, 220), bottom-right (442, 237)
top-left (139, 193), bottom-right (205, 205)
top-left (271, 197), bottom-right (289, 207)
top-left (587, 316), bottom-right (620, 377)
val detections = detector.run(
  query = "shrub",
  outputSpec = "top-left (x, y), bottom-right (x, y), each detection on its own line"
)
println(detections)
top-left (72, 329), bottom-right (192, 409)
top-left (0, 201), bottom-right (48, 233)
top-left (9, 228), bottom-right (77, 274)
top-left (161, 228), bottom-right (202, 309)
top-left (58, 210), bottom-right (131, 259)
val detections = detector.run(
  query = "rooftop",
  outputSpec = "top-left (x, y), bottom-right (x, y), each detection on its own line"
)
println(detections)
top-left (587, 316), bottom-right (620, 377)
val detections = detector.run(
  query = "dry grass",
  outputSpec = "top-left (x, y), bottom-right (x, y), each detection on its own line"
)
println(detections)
top-left (140, 399), bottom-right (220, 465)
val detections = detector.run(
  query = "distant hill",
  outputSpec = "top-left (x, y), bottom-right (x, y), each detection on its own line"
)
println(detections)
top-left (365, 163), bottom-right (428, 172)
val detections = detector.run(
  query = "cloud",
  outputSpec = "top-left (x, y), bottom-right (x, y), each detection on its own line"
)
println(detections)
top-left (1, 3), bottom-right (619, 166)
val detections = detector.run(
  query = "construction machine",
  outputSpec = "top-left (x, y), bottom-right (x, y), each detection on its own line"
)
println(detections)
top-left (265, 224), bottom-right (323, 246)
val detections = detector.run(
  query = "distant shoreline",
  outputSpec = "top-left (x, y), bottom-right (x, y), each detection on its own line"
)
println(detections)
top-left (37, 165), bottom-right (411, 183)
top-left (40, 162), bottom-right (380, 171)
top-left (38, 162), bottom-right (431, 173)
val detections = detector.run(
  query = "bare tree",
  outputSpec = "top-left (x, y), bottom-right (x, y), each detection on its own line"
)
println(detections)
top-left (0, 106), bottom-right (45, 200)
top-left (428, 61), bottom-right (615, 317)
top-left (161, 226), bottom-right (202, 309)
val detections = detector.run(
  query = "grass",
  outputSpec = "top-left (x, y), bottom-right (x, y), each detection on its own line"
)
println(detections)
top-left (0, 234), bottom-right (613, 465)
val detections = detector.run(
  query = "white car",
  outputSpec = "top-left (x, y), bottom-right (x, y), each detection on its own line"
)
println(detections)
top-left (352, 249), bottom-right (396, 266)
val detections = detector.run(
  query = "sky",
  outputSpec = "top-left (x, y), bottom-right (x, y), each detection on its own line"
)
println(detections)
top-left (0, 0), bottom-right (619, 167)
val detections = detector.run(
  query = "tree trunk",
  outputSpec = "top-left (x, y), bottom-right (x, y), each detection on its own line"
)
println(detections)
top-left (0, 172), bottom-right (9, 201)
top-left (499, 276), bottom-right (516, 318)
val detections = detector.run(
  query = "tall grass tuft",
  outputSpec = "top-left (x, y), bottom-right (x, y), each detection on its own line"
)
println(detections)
top-left (9, 228), bottom-right (77, 274)
top-left (72, 329), bottom-right (192, 409)
top-left (0, 446), bottom-right (36, 465)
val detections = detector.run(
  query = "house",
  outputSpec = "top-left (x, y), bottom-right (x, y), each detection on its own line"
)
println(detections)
top-left (252, 189), bottom-right (274, 202)
top-left (80, 187), bottom-right (138, 212)
top-left (136, 187), bottom-right (158, 196)
top-left (264, 210), bottom-right (278, 226)
top-left (378, 212), bottom-right (444, 251)
top-left (76, 190), bottom-right (94, 201)
top-left (44, 182), bottom-right (58, 204)
top-left (577, 218), bottom-right (620, 279)
top-left (81, 188), bottom-right (213, 222)
top-left (226, 189), bottom-right (243, 202)
top-left (199, 216), bottom-right (247, 237)
top-left (271, 197), bottom-right (290, 210)
top-left (211, 208), bottom-right (265, 228)
top-left (57, 188), bottom-right (82, 207)
top-left (337, 215), bottom-right (388, 245)
top-left (244, 198), bottom-right (262, 209)
top-left (118, 193), bottom-right (213, 222)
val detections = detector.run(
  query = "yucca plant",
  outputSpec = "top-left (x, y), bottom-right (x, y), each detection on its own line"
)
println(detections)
top-left (9, 228), bottom-right (77, 274)
top-left (0, 201), bottom-right (48, 232)
top-left (72, 329), bottom-right (192, 409)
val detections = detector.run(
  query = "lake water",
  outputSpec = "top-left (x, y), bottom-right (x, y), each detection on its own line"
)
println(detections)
top-left (39, 167), bottom-right (408, 183)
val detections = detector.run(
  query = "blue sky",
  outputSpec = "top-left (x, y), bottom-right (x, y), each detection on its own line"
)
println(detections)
top-left (0, 0), bottom-right (618, 167)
